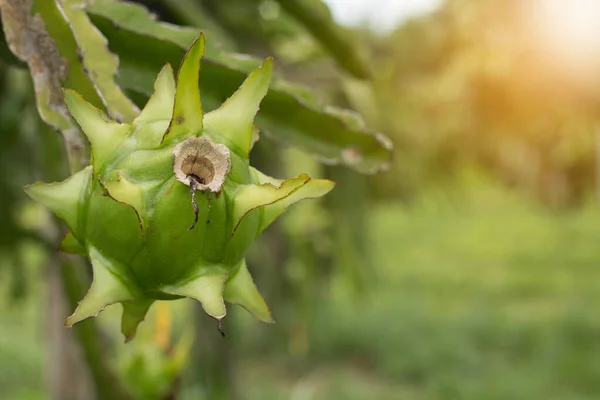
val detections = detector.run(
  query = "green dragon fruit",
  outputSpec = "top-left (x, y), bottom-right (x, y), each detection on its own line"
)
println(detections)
top-left (24, 35), bottom-right (334, 341)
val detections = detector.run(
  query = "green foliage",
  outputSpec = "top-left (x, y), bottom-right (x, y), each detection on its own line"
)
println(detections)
top-left (307, 175), bottom-right (600, 400)
top-left (87, 0), bottom-right (391, 174)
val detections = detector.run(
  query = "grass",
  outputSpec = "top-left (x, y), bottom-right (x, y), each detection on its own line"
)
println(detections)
top-left (3, 172), bottom-right (600, 399)
top-left (293, 173), bottom-right (600, 400)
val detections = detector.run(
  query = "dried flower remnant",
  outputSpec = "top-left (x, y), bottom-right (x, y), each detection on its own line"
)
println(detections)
top-left (173, 136), bottom-right (231, 194)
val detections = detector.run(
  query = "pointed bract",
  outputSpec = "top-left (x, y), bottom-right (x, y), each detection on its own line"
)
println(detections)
top-left (64, 89), bottom-right (132, 168)
top-left (253, 168), bottom-right (335, 235)
top-left (59, 231), bottom-right (86, 255)
top-left (121, 299), bottom-right (154, 342)
top-left (163, 34), bottom-right (205, 143)
top-left (134, 64), bottom-right (175, 126)
top-left (103, 172), bottom-right (146, 231)
top-left (24, 166), bottom-right (92, 237)
top-left (133, 64), bottom-right (176, 149)
top-left (231, 173), bottom-right (310, 235)
top-left (66, 247), bottom-right (135, 327)
top-left (204, 58), bottom-right (273, 157)
top-left (224, 259), bottom-right (273, 323)
top-left (162, 271), bottom-right (227, 320)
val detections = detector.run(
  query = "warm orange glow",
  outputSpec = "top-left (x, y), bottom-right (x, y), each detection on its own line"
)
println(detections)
top-left (529, 0), bottom-right (600, 81)
top-left (534, 0), bottom-right (600, 57)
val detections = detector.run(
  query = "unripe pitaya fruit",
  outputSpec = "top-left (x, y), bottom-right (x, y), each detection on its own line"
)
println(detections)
top-left (24, 35), bottom-right (334, 341)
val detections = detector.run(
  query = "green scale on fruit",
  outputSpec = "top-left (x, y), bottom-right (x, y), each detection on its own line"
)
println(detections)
top-left (24, 34), bottom-right (334, 341)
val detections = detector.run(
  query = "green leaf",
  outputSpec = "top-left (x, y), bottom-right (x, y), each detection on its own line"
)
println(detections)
top-left (86, 0), bottom-right (392, 174)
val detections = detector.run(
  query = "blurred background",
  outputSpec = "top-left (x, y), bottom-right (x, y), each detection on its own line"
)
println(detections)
top-left (3, 0), bottom-right (600, 399)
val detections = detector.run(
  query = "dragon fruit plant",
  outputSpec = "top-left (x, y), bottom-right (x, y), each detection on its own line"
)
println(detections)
top-left (24, 34), bottom-right (334, 341)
